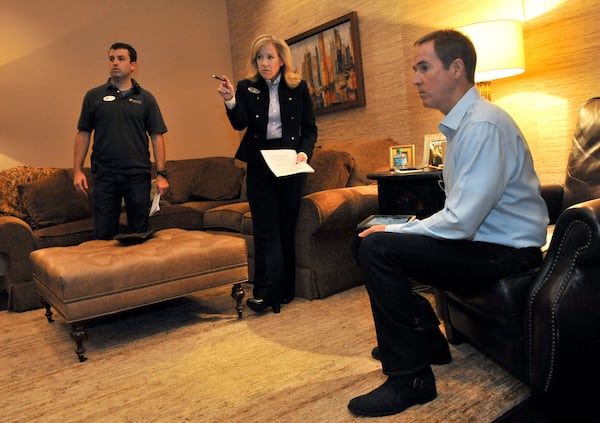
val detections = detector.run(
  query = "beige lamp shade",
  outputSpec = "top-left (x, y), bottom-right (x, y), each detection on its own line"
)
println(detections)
top-left (459, 20), bottom-right (525, 83)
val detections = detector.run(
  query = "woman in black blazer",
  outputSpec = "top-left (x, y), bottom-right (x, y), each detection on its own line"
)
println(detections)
top-left (216, 34), bottom-right (318, 313)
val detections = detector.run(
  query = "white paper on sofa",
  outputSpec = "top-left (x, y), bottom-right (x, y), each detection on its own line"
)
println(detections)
top-left (260, 149), bottom-right (315, 177)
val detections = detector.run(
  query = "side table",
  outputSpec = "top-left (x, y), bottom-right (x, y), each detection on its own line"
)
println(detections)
top-left (367, 169), bottom-right (445, 218)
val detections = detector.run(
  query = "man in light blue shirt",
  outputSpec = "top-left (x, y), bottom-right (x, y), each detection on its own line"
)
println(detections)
top-left (347, 29), bottom-right (549, 418)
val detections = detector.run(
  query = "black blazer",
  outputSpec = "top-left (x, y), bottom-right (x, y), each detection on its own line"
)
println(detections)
top-left (226, 77), bottom-right (318, 165)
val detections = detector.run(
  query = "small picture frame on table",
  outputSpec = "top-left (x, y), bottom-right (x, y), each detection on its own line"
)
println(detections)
top-left (389, 144), bottom-right (416, 170)
top-left (422, 134), bottom-right (447, 168)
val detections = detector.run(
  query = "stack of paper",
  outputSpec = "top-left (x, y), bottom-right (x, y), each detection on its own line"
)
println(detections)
top-left (260, 149), bottom-right (315, 177)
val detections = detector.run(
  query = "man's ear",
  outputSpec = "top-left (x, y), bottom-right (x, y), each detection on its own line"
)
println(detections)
top-left (451, 58), bottom-right (465, 79)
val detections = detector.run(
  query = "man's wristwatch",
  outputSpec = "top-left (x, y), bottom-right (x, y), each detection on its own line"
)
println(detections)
top-left (156, 170), bottom-right (168, 178)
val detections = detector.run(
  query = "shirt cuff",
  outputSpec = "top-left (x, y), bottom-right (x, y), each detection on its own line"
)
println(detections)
top-left (225, 97), bottom-right (236, 109)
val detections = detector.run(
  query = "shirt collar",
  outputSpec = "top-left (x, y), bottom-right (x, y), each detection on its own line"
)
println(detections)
top-left (439, 86), bottom-right (481, 138)
top-left (265, 72), bottom-right (281, 88)
top-left (105, 78), bottom-right (141, 94)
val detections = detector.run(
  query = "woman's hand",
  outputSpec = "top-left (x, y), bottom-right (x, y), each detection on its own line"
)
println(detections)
top-left (216, 75), bottom-right (235, 101)
top-left (296, 152), bottom-right (308, 163)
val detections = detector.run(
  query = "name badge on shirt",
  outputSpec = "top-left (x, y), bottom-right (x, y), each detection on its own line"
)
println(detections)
top-left (103, 95), bottom-right (116, 102)
top-left (248, 87), bottom-right (261, 94)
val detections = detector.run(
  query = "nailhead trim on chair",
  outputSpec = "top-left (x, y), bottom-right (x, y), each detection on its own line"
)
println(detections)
top-left (527, 219), bottom-right (591, 392)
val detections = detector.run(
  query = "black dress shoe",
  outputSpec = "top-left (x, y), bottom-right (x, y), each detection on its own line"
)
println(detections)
top-left (348, 367), bottom-right (436, 417)
top-left (246, 298), bottom-right (281, 314)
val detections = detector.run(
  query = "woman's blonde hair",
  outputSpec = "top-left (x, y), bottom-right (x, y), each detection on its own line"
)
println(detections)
top-left (246, 34), bottom-right (302, 88)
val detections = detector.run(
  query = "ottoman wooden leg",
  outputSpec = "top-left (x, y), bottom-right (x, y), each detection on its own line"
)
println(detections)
top-left (231, 283), bottom-right (245, 319)
top-left (70, 322), bottom-right (88, 362)
top-left (41, 298), bottom-right (54, 323)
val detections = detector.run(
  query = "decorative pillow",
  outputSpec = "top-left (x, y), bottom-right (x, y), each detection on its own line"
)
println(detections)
top-left (0, 165), bottom-right (58, 219)
top-left (163, 159), bottom-right (200, 204)
top-left (302, 150), bottom-right (354, 195)
top-left (190, 157), bottom-right (245, 201)
top-left (17, 169), bottom-right (91, 229)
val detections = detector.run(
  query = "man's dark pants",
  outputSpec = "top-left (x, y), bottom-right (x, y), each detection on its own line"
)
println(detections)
top-left (351, 232), bottom-right (542, 375)
top-left (93, 172), bottom-right (151, 240)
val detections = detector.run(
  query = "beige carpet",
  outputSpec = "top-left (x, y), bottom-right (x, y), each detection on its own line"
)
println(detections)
top-left (0, 285), bottom-right (529, 422)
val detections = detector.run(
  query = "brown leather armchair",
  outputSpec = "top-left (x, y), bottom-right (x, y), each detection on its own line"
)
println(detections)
top-left (433, 97), bottom-right (600, 415)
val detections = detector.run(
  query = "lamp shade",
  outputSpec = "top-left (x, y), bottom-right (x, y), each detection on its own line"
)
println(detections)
top-left (459, 20), bottom-right (525, 83)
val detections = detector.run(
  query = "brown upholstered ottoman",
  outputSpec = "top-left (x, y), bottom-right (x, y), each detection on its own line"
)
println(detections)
top-left (30, 228), bottom-right (247, 362)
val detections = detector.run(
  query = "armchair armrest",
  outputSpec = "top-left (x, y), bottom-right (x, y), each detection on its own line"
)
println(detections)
top-left (527, 198), bottom-right (600, 398)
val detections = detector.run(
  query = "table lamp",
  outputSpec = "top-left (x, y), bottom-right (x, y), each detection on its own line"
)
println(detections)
top-left (458, 20), bottom-right (525, 100)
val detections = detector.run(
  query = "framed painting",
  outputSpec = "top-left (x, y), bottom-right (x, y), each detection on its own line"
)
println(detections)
top-left (389, 144), bottom-right (416, 170)
top-left (287, 11), bottom-right (366, 115)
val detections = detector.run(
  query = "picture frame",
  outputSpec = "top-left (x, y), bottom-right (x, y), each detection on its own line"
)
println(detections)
top-left (422, 134), bottom-right (447, 168)
top-left (287, 11), bottom-right (366, 115)
top-left (389, 144), bottom-right (416, 170)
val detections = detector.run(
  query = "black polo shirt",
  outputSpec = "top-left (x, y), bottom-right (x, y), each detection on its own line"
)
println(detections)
top-left (77, 79), bottom-right (167, 174)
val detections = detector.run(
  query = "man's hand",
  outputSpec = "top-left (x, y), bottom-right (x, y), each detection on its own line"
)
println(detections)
top-left (73, 170), bottom-right (88, 196)
top-left (155, 176), bottom-right (169, 196)
top-left (358, 224), bottom-right (387, 238)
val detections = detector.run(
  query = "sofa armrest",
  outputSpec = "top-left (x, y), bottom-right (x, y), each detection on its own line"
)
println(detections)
top-left (294, 185), bottom-right (379, 299)
top-left (297, 184), bottom-right (379, 234)
top-left (540, 183), bottom-right (564, 224)
top-left (0, 215), bottom-right (36, 282)
top-left (527, 198), bottom-right (600, 398)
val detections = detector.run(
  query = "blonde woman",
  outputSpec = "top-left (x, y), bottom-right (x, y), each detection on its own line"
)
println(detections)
top-left (215, 34), bottom-right (318, 313)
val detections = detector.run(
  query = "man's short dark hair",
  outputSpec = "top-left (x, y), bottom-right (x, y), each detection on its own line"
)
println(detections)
top-left (414, 29), bottom-right (476, 84)
top-left (109, 42), bottom-right (137, 63)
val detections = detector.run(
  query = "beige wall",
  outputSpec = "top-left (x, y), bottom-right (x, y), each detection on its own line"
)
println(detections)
top-left (226, 0), bottom-right (600, 185)
top-left (2, 0), bottom-right (599, 187)
top-left (0, 0), bottom-right (239, 170)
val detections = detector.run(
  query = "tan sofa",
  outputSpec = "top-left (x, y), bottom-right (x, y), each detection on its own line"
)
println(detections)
top-left (0, 138), bottom-right (398, 311)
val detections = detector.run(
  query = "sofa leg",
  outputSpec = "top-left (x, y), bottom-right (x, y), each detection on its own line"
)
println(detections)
top-left (70, 322), bottom-right (88, 362)
top-left (231, 283), bottom-right (245, 319)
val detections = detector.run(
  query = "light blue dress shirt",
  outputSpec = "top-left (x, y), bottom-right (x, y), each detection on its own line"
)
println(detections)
top-left (386, 87), bottom-right (549, 248)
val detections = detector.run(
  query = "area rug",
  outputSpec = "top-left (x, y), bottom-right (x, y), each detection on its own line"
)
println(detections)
top-left (0, 284), bottom-right (529, 422)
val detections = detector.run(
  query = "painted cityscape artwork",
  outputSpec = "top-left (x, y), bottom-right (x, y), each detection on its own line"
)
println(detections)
top-left (287, 12), bottom-right (366, 115)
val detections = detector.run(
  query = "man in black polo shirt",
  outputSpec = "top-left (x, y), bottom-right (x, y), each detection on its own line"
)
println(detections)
top-left (73, 42), bottom-right (168, 239)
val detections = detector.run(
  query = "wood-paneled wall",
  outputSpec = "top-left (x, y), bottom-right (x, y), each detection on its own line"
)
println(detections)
top-left (225, 0), bottom-right (600, 185)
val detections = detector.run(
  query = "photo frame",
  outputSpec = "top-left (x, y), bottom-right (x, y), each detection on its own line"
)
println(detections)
top-left (287, 11), bottom-right (366, 115)
top-left (422, 134), bottom-right (447, 168)
top-left (389, 144), bottom-right (416, 170)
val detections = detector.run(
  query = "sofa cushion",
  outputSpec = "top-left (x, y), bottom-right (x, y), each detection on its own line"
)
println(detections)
top-left (303, 150), bottom-right (354, 195)
top-left (165, 157), bottom-right (245, 204)
top-left (191, 158), bottom-right (245, 201)
top-left (203, 202), bottom-right (251, 232)
top-left (0, 165), bottom-right (58, 219)
top-left (17, 169), bottom-right (91, 229)
top-left (33, 217), bottom-right (96, 249)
